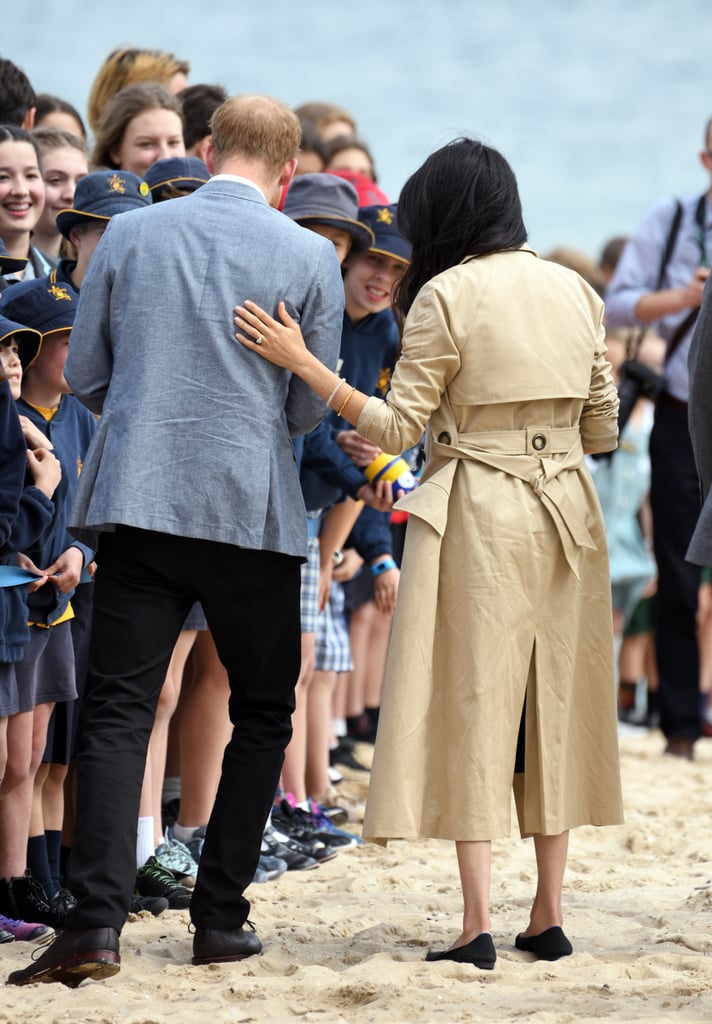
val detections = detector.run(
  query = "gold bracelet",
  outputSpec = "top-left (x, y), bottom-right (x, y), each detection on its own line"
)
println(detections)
top-left (336, 387), bottom-right (356, 418)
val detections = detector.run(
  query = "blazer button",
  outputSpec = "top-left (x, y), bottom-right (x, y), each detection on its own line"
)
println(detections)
top-left (532, 433), bottom-right (547, 451)
top-left (437, 431), bottom-right (451, 445)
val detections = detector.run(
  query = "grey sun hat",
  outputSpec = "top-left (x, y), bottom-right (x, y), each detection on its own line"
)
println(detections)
top-left (282, 173), bottom-right (374, 251)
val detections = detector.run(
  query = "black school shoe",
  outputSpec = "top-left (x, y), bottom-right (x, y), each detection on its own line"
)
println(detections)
top-left (6, 926), bottom-right (120, 987)
top-left (192, 923), bottom-right (262, 965)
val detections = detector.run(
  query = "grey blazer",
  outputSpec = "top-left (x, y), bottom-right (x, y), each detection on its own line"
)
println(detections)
top-left (687, 274), bottom-right (712, 567)
top-left (66, 178), bottom-right (344, 557)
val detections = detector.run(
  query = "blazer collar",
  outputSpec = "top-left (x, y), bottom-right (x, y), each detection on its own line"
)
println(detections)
top-left (203, 175), bottom-right (268, 204)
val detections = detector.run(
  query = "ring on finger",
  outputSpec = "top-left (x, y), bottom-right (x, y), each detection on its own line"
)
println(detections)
top-left (254, 334), bottom-right (263, 345)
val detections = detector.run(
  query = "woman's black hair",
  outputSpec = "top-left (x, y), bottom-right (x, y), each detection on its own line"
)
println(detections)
top-left (395, 137), bottom-right (527, 318)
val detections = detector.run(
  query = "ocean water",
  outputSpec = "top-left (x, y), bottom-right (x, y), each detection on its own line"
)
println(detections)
top-left (4, 0), bottom-right (712, 256)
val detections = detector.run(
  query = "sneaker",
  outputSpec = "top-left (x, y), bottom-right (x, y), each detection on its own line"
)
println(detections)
top-left (261, 825), bottom-right (319, 871)
top-left (166, 824), bottom-right (206, 864)
top-left (0, 913), bottom-right (53, 942)
top-left (329, 741), bottom-right (369, 772)
top-left (154, 838), bottom-right (198, 886)
top-left (273, 797), bottom-right (358, 851)
top-left (0, 926), bottom-right (13, 943)
top-left (303, 798), bottom-right (363, 848)
top-left (136, 856), bottom-right (192, 909)
top-left (130, 894), bottom-right (169, 917)
top-left (319, 805), bottom-right (348, 826)
top-left (267, 816), bottom-right (338, 863)
top-left (253, 854), bottom-right (288, 883)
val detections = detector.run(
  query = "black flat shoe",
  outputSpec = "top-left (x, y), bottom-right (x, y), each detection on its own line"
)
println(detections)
top-left (192, 923), bottom-right (262, 965)
top-left (6, 926), bottom-right (120, 987)
top-left (515, 925), bottom-right (573, 961)
top-left (425, 932), bottom-right (496, 970)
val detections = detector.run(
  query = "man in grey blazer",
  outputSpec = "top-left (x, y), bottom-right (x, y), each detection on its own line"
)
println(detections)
top-left (688, 275), bottom-right (712, 568)
top-left (8, 95), bottom-right (344, 986)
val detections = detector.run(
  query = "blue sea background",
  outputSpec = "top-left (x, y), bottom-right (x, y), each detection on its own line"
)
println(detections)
top-left (4, 0), bottom-right (712, 258)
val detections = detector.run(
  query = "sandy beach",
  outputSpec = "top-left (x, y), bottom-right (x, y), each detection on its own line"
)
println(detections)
top-left (3, 730), bottom-right (712, 1023)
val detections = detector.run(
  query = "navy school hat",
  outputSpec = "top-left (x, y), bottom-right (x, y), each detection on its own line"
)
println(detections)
top-left (0, 276), bottom-right (79, 337)
top-left (0, 238), bottom-right (27, 276)
top-left (144, 156), bottom-right (210, 200)
top-left (0, 313), bottom-right (42, 369)
top-left (56, 170), bottom-right (152, 239)
top-left (283, 173), bottom-right (375, 251)
top-left (358, 204), bottom-right (411, 264)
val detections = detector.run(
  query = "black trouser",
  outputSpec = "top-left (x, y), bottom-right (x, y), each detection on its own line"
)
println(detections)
top-left (649, 397), bottom-right (702, 741)
top-left (65, 527), bottom-right (301, 933)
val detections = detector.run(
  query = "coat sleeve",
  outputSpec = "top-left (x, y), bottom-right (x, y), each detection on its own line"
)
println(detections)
top-left (689, 274), bottom-right (712, 499)
top-left (580, 304), bottom-right (619, 455)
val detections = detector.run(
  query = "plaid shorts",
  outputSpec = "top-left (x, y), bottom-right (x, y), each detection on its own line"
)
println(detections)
top-left (300, 537), bottom-right (320, 634)
top-left (315, 579), bottom-right (353, 673)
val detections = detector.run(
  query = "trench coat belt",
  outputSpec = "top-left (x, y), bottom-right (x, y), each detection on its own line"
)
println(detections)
top-left (400, 426), bottom-right (595, 580)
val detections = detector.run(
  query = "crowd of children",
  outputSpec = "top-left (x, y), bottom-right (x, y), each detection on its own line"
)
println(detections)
top-left (0, 50), bottom-right (420, 946)
top-left (0, 47), bottom-right (709, 955)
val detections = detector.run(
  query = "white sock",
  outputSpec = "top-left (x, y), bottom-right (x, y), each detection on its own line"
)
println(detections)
top-left (136, 816), bottom-right (155, 869)
top-left (332, 717), bottom-right (347, 738)
top-left (171, 822), bottom-right (201, 843)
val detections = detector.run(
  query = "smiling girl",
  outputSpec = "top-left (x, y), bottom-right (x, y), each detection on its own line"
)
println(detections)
top-left (91, 82), bottom-right (185, 178)
top-left (0, 127), bottom-right (52, 292)
top-left (31, 128), bottom-right (88, 261)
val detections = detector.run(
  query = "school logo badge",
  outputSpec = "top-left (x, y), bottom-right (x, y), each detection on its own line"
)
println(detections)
top-left (108, 174), bottom-right (126, 194)
top-left (48, 284), bottom-right (72, 302)
top-left (139, 182), bottom-right (150, 197)
top-left (377, 207), bottom-right (393, 225)
top-left (377, 367), bottom-right (392, 395)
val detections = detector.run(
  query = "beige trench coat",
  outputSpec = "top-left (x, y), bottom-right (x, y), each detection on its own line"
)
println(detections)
top-left (356, 248), bottom-right (624, 842)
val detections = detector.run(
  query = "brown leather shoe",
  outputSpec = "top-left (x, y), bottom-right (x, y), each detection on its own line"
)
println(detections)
top-left (6, 926), bottom-right (120, 987)
top-left (192, 924), bottom-right (262, 965)
top-left (664, 738), bottom-right (695, 761)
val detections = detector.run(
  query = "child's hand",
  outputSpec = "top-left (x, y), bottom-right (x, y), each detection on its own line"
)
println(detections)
top-left (336, 431), bottom-right (382, 467)
top-left (356, 477), bottom-right (395, 511)
top-left (19, 416), bottom-right (54, 451)
top-left (16, 552), bottom-right (49, 593)
top-left (26, 448), bottom-right (62, 498)
top-left (43, 546), bottom-right (84, 592)
top-left (333, 548), bottom-right (363, 583)
top-left (373, 565), bottom-right (399, 615)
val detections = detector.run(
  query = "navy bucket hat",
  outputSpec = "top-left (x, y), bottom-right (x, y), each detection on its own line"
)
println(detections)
top-left (144, 156), bottom-right (210, 200)
top-left (0, 238), bottom-right (27, 276)
top-left (0, 277), bottom-right (79, 337)
top-left (56, 170), bottom-right (152, 239)
top-left (358, 204), bottom-right (411, 264)
top-left (283, 174), bottom-right (374, 251)
top-left (0, 313), bottom-right (42, 369)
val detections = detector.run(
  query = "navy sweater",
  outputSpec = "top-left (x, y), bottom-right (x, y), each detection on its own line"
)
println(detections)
top-left (16, 395), bottom-right (96, 625)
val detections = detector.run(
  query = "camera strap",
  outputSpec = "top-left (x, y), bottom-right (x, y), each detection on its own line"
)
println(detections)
top-left (663, 193), bottom-right (707, 362)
